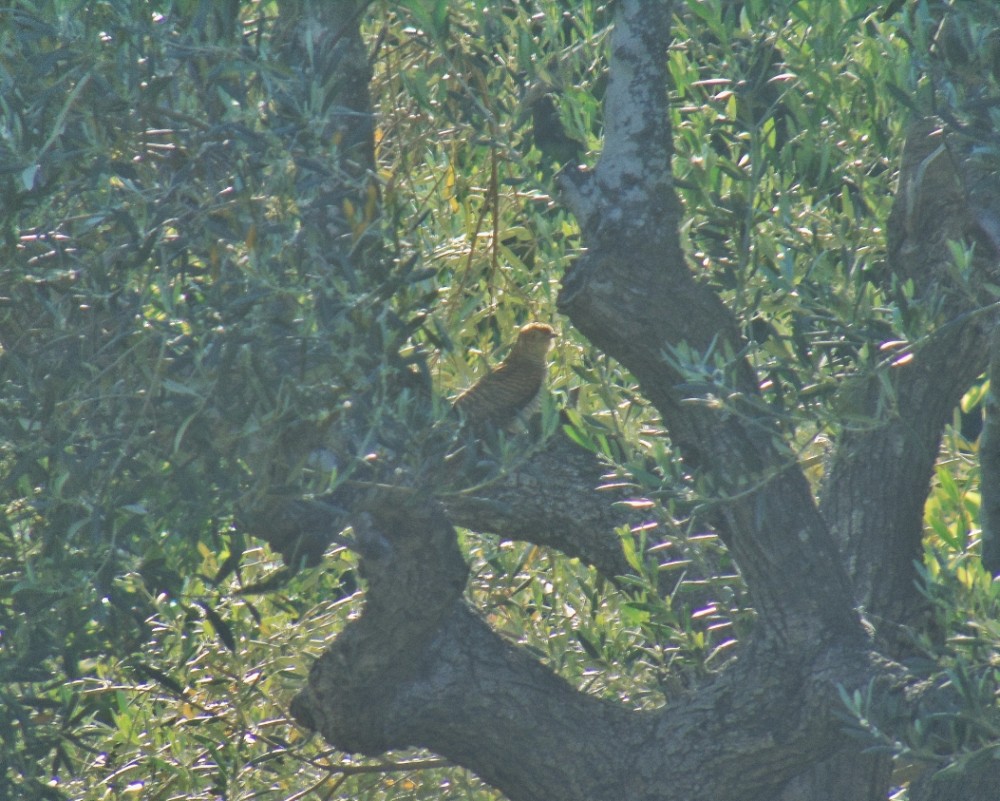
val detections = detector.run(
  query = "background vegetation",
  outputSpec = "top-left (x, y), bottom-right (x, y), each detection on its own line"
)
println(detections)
top-left (2, 1), bottom-right (999, 799)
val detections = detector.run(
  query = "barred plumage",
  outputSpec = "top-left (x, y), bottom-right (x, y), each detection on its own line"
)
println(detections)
top-left (452, 323), bottom-right (556, 429)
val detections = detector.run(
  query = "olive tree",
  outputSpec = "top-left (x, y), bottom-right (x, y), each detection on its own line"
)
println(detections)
top-left (3, 2), bottom-right (1000, 800)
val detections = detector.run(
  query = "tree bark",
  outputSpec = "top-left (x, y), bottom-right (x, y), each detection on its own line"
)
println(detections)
top-left (280, 4), bottom-right (1000, 801)
top-left (824, 118), bottom-right (1000, 639)
top-left (556, 0), bottom-right (861, 648)
top-left (290, 499), bottom-right (895, 801)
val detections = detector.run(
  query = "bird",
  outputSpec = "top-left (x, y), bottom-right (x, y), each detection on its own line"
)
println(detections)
top-left (452, 323), bottom-right (557, 430)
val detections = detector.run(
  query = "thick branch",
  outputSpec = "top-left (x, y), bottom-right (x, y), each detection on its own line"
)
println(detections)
top-left (244, 429), bottom-right (644, 579)
top-left (291, 504), bottom-right (890, 801)
top-left (443, 431), bottom-right (648, 578)
top-left (822, 119), bottom-right (1000, 634)
top-left (557, 0), bottom-right (860, 646)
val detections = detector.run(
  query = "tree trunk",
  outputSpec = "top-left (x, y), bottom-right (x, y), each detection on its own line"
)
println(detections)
top-left (281, 4), bottom-right (1000, 801)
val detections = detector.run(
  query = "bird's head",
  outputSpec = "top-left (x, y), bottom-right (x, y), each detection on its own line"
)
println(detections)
top-left (511, 322), bottom-right (557, 362)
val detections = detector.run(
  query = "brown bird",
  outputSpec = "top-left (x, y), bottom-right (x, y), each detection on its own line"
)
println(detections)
top-left (452, 322), bottom-right (557, 430)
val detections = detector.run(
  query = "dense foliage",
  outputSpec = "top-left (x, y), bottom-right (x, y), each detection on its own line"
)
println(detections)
top-left (2, 1), bottom-right (999, 799)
